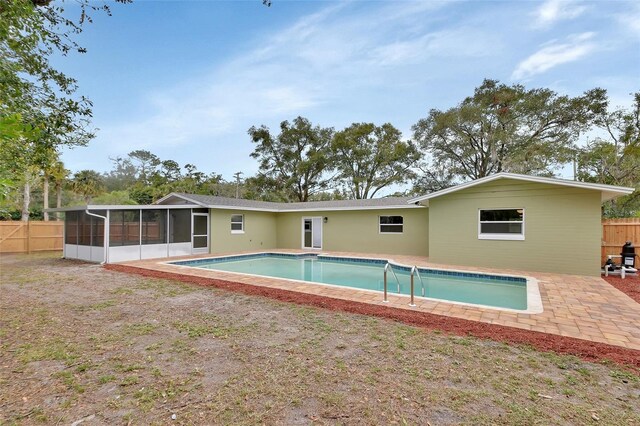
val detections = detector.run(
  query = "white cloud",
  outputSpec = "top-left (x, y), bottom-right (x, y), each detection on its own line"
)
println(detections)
top-left (370, 27), bottom-right (500, 66)
top-left (98, 0), bottom-right (498, 157)
top-left (511, 32), bottom-right (597, 80)
top-left (615, 3), bottom-right (640, 36)
top-left (533, 0), bottom-right (588, 28)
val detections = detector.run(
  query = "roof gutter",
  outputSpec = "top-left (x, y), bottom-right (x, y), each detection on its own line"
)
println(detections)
top-left (85, 209), bottom-right (108, 264)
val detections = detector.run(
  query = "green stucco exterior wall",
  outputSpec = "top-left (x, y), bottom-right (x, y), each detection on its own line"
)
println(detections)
top-left (209, 209), bottom-right (277, 253)
top-left (275, 208), bottom-right (429, 256)
top-left (428, 179), bottom-right (602, 276)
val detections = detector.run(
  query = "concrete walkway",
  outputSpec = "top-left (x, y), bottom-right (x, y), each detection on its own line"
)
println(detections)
top-left (119, 250), bottom-right (640, 350)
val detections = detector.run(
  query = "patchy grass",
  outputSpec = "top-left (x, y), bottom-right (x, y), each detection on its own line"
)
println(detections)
top-left (17, 340), bottom-right (78, 365)
top-left (0, 252), bottom-right (638, 425)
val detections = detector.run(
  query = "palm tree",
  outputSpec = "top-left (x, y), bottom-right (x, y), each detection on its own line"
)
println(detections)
top-left (71, 170), bottom-right (105, 203)
top-left (49, 160), bottom-right (69, 211)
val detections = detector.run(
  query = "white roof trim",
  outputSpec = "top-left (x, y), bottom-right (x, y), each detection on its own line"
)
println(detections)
top-left (46, 201), bottom-right (423, 214)
top-left (156, 192), bottom-right (422, 212)
top-left (155, 193), bottom-right (208, 206)
top-left (408, 172), bottom-right (635, 204)
top-left (45, 205), bottom-right (198, 212)
top-left (207, 204), bottom-right (424, 213)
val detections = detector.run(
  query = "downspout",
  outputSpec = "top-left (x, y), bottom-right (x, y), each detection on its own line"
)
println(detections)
top-left (85, 209), bottom-right (108, 264)
top-left (59, 212), bottom-right (66, 259)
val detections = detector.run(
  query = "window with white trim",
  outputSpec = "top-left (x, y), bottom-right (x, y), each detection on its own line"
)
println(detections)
top-left (231, 214), bottom-right (244, 233)
top-left (379, 216), bottom-right (403, 233)
top-left (478, 209), bottom-right (524, 240)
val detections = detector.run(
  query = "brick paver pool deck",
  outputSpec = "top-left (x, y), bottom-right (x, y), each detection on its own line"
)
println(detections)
top-left (117, 250), bottom-right (640, 351)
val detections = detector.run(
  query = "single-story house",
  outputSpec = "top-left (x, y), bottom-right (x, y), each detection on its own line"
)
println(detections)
top-left (48, 173), bottom-right (634, 276)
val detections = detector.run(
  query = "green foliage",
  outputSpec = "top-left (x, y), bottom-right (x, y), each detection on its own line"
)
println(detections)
top-left (0, 208), bottom-right (43, 221)
top-left (103, 156), bottom-right (137, 191)
top-left (412, 79), bottom-right (606, 185)
top-left (128, 150), bottom-right (161, 186)
top-left (0, 1), bottom-right (128, 217)
top-left (91, 190), bottom-right (136, 205)
top-left (99, 151), bottom-right (237, 203)
top-left (0, 0), bottom-right (96, 163)
top-left (249, 116), bottom-right (336, 202)
top-left (332, 122), bottom-right (420, 199)
top-left (128, 184), bottom-right (155, 205)
top-left (71, 170), bottom-right (105, 203)
top-left (577, 92), bottom-right (640, 217)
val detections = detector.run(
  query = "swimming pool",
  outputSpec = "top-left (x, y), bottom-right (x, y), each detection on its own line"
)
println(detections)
top-left (172, 253), bottom-right (533, 311)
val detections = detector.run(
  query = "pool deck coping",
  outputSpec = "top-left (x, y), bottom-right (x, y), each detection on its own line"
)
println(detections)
top-left (116, 249), bottom-right (640, 351)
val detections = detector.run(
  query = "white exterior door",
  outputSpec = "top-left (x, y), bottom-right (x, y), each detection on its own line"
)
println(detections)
top-left (302, 217), bottom-right (322, 249)
top-left (192, 213), bottom-right (209, 254)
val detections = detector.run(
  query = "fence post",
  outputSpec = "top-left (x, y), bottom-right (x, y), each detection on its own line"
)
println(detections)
top-left (27, 221), bottom-right (31, 254)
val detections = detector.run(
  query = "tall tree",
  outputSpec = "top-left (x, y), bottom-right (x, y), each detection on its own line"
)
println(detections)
top-left (577, 91), bottom-right (640, 217)
top-left (249, 117), bottom-right (336, 202)
top-left (48, 160), bottom-right (69, 210)
top-left (39, 149), bottom-right (61, 221)
top-left (332, 123), bottom-right (420, 199)
top-left (104, 156), bottom-right (137, 191)
top-left (128, 150), bottom-right (161, 186)
top-left (1, 0), bottom-right (127, 218)
top-left (412, 79), bottom-right (606, 182)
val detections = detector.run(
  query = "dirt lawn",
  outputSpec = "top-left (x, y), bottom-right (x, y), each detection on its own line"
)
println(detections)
top-left (1, 253), bottom-right (639, 425)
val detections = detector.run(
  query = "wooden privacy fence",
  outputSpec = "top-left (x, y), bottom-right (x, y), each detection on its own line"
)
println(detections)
top-left (0, 221), bottom-right (63, 254)
top-left (601, 217), bottom-right (640, 265)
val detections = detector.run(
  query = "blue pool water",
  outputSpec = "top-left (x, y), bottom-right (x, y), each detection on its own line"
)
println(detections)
top-left (172, 254), bottom-right (527, 310)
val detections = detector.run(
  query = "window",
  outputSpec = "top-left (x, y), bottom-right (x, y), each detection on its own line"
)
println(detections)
top-left (379, 216), bottom-right (403, 233)
top-left (478, 209), bottom-right (524, 240)
top-left (231, 214), bottom-right (244, 233)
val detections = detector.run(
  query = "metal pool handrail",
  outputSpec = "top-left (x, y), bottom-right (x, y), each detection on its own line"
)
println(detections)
top-left (409, 266), bottom-right (418, 307)
top-left (383, 263), bottom-right (401, 303)
top-left (413, 267), bottom-right (426, 297)
top-left (383, 264), bottom-right (423, 307)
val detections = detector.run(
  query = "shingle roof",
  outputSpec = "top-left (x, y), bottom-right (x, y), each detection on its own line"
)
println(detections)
top-left (158, 193), bottom-right (419, 211)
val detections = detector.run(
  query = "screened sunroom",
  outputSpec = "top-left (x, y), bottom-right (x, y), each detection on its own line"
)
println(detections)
top-left (50, 205), bottom-right (209, 263)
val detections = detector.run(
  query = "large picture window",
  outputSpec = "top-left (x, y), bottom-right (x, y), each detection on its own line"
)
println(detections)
top-left (478, 209), bottom-right (524, 240)
top-left (231, 214), bottom-right (244, 233)
top-left (379, 216), bottom-right (403, 233)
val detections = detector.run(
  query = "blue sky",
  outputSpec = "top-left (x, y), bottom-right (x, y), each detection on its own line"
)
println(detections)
top-left (56, 0), bottom-right (640, 182)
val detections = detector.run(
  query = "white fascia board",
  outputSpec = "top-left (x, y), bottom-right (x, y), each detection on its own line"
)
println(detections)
top-left (45, 204), bottom-right (198, 212)
top-left (206, 204), bottom-right (425, 213)
top-left (208, 205), bottom-right (278, 212)
top-left (155, 193), bottom-right (207, 206)
top-left (276, 205), bottom-right (424, 213)
top-left (408, 173), bottom-right (635, 204)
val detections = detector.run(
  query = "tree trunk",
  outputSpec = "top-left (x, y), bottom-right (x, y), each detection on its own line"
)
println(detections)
top-left (21, 180), bottom-right (30, 222)
top-left (56, 183), bottom-right (62, 221)
top-left (43, 174), bottom-right (49, 221)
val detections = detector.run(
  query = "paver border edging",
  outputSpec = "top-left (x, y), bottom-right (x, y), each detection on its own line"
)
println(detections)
top-left (105, 264), bottom-right (640, 371)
